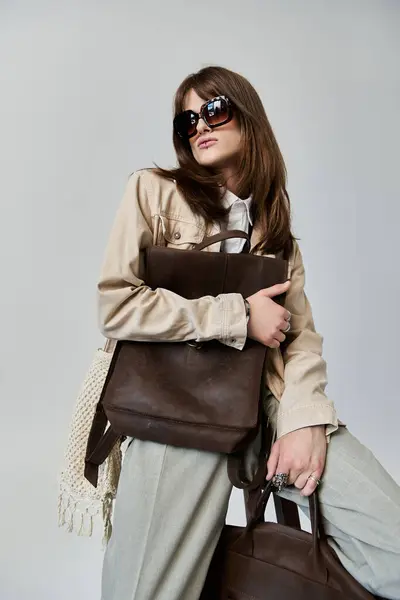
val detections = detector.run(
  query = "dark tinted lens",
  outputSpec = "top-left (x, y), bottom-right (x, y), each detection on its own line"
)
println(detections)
top-left (203, 98), bottom-right (229, 126)
top-left (174, 110), bottom-right (198, 138)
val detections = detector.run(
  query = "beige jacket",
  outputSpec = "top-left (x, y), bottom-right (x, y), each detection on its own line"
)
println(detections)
top-left (98, 169), bottom-right (338, 439)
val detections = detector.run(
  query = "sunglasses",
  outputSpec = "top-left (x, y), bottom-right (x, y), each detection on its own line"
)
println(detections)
top-left (173, 95), bottom-right (233, 140)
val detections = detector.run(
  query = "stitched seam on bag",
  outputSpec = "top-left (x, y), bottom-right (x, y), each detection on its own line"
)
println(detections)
top-left (105, 406), bottom-right (255, 432)
top-left (228, 550), bottom-right (329, 588)
top-left (227, 588), bottom-right (258, 600)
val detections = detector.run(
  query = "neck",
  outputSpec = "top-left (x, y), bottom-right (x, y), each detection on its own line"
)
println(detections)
top-left (220, 166), bottom-right (241, 196)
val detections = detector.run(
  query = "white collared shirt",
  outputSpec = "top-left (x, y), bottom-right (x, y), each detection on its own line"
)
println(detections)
top-left (221, 189), bottom-right (253, 253)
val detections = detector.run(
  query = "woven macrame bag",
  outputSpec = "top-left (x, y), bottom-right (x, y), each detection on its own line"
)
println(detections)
top-left (58, 346), bottom-right (122, 543)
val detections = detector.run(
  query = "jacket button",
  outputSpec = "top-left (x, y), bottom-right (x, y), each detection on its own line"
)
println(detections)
top-left (174, 232), bottom-right (181, 240)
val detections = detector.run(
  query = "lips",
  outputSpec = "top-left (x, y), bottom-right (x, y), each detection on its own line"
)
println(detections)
top-left (198, 137), bottom-right (217, 149)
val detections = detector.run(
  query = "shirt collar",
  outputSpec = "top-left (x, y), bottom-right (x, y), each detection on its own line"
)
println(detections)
top-left (222, 189), bottom-right (254, 226)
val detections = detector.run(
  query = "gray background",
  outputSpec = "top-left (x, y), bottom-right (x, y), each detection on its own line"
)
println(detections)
top-left (1, 1), bottom-right (399, 598)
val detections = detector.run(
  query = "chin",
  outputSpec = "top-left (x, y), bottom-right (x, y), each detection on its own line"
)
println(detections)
top-left (195, 150), bottom-right (229, 169)
top-left (198, 157), bottom-right (220, 168)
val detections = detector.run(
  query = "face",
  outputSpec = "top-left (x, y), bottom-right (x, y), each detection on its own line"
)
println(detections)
top-left (183, 89), bottom-right (242, 170)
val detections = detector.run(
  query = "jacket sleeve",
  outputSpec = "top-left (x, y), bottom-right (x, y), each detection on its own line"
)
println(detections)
top-left (276, 242), bottom-right (338, 439)
top-left (97, 171), bottom-right (247, 349)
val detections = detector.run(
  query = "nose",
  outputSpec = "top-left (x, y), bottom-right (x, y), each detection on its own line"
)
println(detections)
top-left (196, 117), bottom-right (211, 135)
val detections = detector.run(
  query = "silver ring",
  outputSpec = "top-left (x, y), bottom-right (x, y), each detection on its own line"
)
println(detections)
top-left (282, 322), bottom-right (291, 333)
top-left (307, 474), bottom-right (321, 486)
top-left (272, 472), bottom-right (289, 492)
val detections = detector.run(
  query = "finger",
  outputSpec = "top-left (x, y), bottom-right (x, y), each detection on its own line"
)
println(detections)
top-left (275, 459), bottom-right (295, 487)
top-left (287, 467), bottom-right (302, 486)
top-left (262, 280), bottom-right (291, 298)
top-left (275, 463), bottom-right (290, 483)
top-left (266, 442), bottom-right (280, 480)
top-left (279, 320), bottom-right (290, 333)
top-left (293, 471), bottom-right (312, 490)
top-left (267, 339), bottom-right (280, 349)
top-left (279, 308), bottom-right (291, 321)
top-left (300, 472), bottom-right (323, 497)
top-left (274, 331), bottom-right (286, 343)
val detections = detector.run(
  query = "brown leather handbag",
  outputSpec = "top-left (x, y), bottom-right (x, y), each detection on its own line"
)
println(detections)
top-left (201, 482), bottom-right (378, 600)
top-left (85, 231), bottom-right (288, 487)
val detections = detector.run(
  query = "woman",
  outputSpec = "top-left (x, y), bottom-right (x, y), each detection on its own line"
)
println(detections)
top-left (97, 66), bottom-right (400, 599)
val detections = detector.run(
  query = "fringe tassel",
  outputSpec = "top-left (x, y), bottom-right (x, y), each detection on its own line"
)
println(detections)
top-left (58, 488), bottom-right (113, 546)
top-left (58, 439), bottom-right (123, 547)
top-left (102, 492), bottom-right (114, 546)
top-left (58, 493), bottom-right (65, 527)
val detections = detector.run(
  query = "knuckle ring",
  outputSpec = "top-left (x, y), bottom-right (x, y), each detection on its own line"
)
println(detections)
top-left (282, 323), bottom-right (291, 333)
top-left (272, 472), bottom-right (289, 492)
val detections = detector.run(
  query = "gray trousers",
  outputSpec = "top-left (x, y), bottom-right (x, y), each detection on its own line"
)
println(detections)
top-left (101, 427), bottom-right (400, 600)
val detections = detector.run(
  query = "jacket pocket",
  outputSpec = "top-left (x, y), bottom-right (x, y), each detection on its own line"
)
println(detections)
top-left (161, 216), bottom-right (204, 249)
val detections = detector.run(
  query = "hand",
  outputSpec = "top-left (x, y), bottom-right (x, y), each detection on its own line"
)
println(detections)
top-left (246, 281), bottom-right (291, 348)
top-left (266, 426), bottom-right (327, 497)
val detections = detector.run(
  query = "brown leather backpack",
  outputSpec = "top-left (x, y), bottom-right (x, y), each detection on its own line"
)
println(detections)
top-left (85, 231), bottom-right (288, 488)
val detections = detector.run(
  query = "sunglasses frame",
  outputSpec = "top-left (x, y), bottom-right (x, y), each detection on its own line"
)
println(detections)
top-left (173, 95), bottom-right (233, 140)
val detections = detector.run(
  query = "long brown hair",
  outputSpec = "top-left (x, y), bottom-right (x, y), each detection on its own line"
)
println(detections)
top-left (156, 66), bottom-right (294, 257)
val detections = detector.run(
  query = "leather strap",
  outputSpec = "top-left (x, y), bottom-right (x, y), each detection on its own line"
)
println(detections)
top-left (194, 230), bottom-right (250, 253)
top-left (245, 474), bottom-right (301, 529)
top-left (273, 494), bottom-right (301, 529)
top-left (227, 450), bottom-right (267, 490)
top-left (84, 399), bottom-right (121, 488)
top-left (246, 481), bottom-right (324, 566)
top-left (84, 417), bottom-right (120, 487)
top-left (227, 402), bottom-right (272, 489)
top-left (243, 401), bottom-right (302, 529)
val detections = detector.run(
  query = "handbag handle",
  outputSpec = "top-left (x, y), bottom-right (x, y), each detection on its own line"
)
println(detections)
top-left (241, 483), bottom-right (327, 581)
top-left (193, 229), bottom-right (250, 253)
top-left (248, 480), bottom-right (325, 543)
